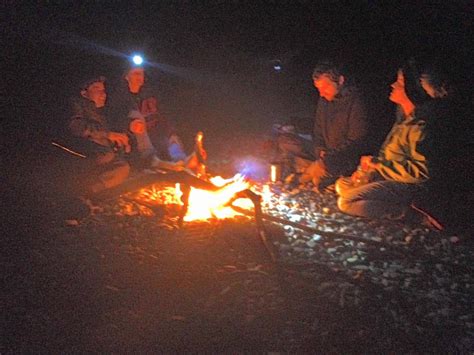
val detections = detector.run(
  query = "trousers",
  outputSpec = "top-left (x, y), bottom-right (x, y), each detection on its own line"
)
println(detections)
top-left (335, 176), bottom-right (425, 220)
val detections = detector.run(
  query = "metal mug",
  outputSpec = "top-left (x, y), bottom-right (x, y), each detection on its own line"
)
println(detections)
top-left (270, 163), bottom-right (282, 182)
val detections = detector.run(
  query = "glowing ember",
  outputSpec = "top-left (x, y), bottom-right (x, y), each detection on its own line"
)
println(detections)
top-left (137, 184), bottom-right (182, 205)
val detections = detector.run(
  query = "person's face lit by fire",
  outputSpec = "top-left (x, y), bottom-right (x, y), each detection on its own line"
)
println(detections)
top-left (389, 70), bottom-right (411, 105)
top-left (313, 74), bottom-right (344, 102)
top-left (126, 68), bottom-right (145, 93)
top-left (81, 81), bottom-right (106, 108)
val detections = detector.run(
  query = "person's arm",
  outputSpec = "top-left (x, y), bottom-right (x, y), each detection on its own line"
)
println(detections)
top-left (324, 96), bottom-right (368, 163)
top-left (376, 122), bottom-right (429, 182)
top-left (68, 117), bottom-right (113, 161)
top-left (312, 102), bottom-right (326, 158)
top-left (69, 101), bottom-right (130, 156)
top-left (106, 88), bottom-right (134, 133)
top-left (141, 96), bottom-right (177, 138)
top-left (141, 94), bottom-right (186, 160)
top-left (69, 103), bottom-right (109, 143)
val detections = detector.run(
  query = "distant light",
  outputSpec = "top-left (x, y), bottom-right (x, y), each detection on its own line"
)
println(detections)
top-left (272, 59), bottom-right (282, 72)
top-left (132, 55), bottom-right (144, 66)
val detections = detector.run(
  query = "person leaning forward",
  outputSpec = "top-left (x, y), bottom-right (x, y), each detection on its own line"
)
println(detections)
top-left (277, 61), bottom-right (368, 191)
top-left (68, 76), bottom-right (131, 194)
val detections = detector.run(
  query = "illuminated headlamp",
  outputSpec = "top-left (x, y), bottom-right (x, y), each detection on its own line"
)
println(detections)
top-left (131, 54), bottom-right (144, 66)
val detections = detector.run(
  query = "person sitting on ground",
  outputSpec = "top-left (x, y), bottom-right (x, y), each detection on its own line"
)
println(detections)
top-left (410, 62), bottom-right (469, 229)
top-left (108, 63), bottom-right (200, 172)
top-left (334, 66), bottom-right (442, 229)
top-left (66, 76), bottom-right (219, 201)
top-left (275, 60), bottom-right (368, 191)
top-left (67, 76), bottom-right (131, 194)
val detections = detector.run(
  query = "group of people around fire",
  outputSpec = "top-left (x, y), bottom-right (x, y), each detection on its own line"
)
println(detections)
top-left (65, 58), bottom-right (462, 230)
top-left (66, 64), bottom-right (206, 195)
top-left (275, 60), bottom-right (459, 230)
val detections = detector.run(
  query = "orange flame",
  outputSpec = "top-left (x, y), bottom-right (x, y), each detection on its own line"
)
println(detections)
top-left (135, 174), bottom-right (258, 221)
top-left (178, 174), bottom-right (252, 221)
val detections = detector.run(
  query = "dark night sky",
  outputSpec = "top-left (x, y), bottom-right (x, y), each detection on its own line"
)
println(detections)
top-left (3, 1), bottom-right (473, 145)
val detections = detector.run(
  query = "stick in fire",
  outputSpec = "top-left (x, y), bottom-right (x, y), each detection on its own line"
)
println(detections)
top-left (226, 189), bottom-right (279, 263)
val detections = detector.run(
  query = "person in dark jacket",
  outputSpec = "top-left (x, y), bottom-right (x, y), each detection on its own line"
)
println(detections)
top-left (411, 63), bottom-right (473, 230)
top-left (108, 65), bottom-right (187, 166)
top-left (276, 61), bottom-right (368, 190)
top-left (67, 76), bottom-right (131, 194)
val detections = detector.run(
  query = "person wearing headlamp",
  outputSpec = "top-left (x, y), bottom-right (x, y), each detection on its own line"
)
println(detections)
top-left (108, 58), bottom-right (187, 170)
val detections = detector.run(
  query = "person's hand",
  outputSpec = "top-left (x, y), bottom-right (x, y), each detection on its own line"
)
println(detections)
top-left (129, 119), bottom-right (146, 134)
top-left (360, 155), bottom-right (380, 171)
top-left (170, 160), bottom-right (185, 171)
top-left (350, 169), bottom-right (363, 184)
top-left (107, 132), bottom-right (131, 153)
top-left (96, 152), bottom-right (116, 165)
top-left (141, 97), bottom-right (158, 116)
top-left (154, 159), bottom-right (185, 172)
top-left (300, 159), bottom-right (328, 191)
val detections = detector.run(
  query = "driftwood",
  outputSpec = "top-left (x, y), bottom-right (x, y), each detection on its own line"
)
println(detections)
top-left (89, 170), bottom-right (219, 202)
top-left (228, 202), bottom-right (408, 252)
top-left (227, 189), bottom-right (279, 263)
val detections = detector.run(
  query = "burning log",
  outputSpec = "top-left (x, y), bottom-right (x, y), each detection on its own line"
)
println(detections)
top-left (193, 131), bottom-right (207, 178)
top-left (90, 170), bottom-right (221, 201)
top-left (226, 189), bottom-right (278, 262)
top-left (178, 183), bottom-right (191, 227)
top-left (89, 170), bottom-right (225, 225)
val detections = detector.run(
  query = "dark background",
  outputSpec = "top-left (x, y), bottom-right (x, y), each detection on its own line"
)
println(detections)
top-left (4, 2), bottom-right (472, 144)
top-left (1, 1), bottom-right (473, 212)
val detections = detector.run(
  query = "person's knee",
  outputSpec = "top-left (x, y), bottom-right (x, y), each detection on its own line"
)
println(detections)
top-left (277, 135), bottom-right (302, 155)
top-left (337, 197), bottom-right (351, 213)
top-left (101, 162), bottom-right (130, 189)
top-left (168, 142), bottom-right (186, 161)
top-left (337, 197), bottom-right (362, 217)
top-left (335, 176), bottom-right (351, 196)
top-left (116, 162), bottom-right (130, 179)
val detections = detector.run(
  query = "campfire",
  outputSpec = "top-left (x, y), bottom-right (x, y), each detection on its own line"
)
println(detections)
top-left (129, 131), bottom-right (275, 222)
top-left (131, 170), bottom-right (279, 260)
top-left (134, 174), bottom-right (262, 221)
top-left (119, 131), bottom-right (361, 262)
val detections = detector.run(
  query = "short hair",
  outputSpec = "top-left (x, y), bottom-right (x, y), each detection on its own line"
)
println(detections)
top-left (312, 61), bottom-right (344, 82)
top-left (122, 65), bottom-right (145, 81)
top-left (80, 76), bottom-right (106, 91)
